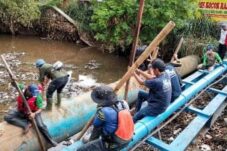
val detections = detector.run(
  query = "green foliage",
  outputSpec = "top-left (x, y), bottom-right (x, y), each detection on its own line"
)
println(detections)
top-left (90, 0), bottom-right (137, 47)
top-left (0, 0), bottom-right (40, 27)
top-left (182, 16), bottom-right (219, 39)
top-left (67, 1), bottom-right (93, 32)
top-left (43, 0), bottom-right (64, 7)
top-left (90, 0), bottom-right (199, 49)
top-left (179, 16), bottom-right (219, 58)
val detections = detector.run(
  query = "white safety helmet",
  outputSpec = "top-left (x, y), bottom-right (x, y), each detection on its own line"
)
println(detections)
top-left (53, 61), bottom-right (63, 70)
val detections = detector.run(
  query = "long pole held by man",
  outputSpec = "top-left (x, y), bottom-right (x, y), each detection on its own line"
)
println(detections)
top-left (1, 55), bottom-right (46, 151)
top-left (74, 21), bottom-right (175, 142)
top-left (124, 0), bottom-right (145, 101)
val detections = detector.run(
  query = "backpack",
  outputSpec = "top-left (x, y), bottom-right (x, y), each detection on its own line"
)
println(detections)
top-left (112, 101), bottom-right (134, 142)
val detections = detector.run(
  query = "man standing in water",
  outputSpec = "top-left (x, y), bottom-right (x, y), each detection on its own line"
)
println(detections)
top-left (35, 59), bottom-right (69, 110)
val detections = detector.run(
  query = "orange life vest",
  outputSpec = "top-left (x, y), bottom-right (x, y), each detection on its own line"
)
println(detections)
top-left (113, 101), bottom-right (134, 141)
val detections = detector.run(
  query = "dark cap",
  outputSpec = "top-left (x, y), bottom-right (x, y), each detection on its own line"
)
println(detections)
top-left (91, 85), bottom-right (117, 106)
top-left (151, 58), bottom-right (166, 72)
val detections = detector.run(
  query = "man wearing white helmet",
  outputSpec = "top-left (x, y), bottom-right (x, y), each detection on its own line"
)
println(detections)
top-left (35, 59), bottom-right (69, 110)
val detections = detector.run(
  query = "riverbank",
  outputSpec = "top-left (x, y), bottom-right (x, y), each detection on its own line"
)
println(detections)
top-left (0, 7), bottom-right (80, 43)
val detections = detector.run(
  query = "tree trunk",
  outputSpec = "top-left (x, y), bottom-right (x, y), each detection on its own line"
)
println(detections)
top-left (9, 18), bottom-right (15, 35)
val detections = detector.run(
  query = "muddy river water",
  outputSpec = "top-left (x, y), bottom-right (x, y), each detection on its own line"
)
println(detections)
top-left (0, 35), bottom-right (128, 121)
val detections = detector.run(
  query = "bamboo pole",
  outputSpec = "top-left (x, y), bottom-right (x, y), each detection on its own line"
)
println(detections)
top-left (114, 21), bottom-right (175, 92)
top-left (124, 0), bottom-right (145, 101)
top-left (74, 116), bottom-right (94, 141)
top-left (1, 55), bottom-right (46, 151)
top-left (148, 47), bottom-right (159, 62)
top-left (171, 37), bottom-right (184, 62)
top-left (74, 20), bottom-right (175, 143)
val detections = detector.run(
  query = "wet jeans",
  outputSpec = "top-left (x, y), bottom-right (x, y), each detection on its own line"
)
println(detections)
top-left (133, 105), bottom-right (157, 123)
top-left (4, 109), bottom-right (29, 129)
top-left (77, 138), bottom-right (108, 151)
top-left (133, 90), bottom-right (158, 123)
top-left (47, 75), bottom-right (69, 99)
top-left (4, 109), bottom-right (56, 146)
top-left (135, 90), bottom-right (149, 112)
top-left (77, 127), bottom-right (128, 151)
top-left (218, 44), bottom-right (226, 60)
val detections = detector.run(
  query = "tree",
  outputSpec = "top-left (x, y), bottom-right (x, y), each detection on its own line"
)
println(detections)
top-left (90, 0), bottom-right (199, 50)
top-left (0, 0), bottom-right (40, 35)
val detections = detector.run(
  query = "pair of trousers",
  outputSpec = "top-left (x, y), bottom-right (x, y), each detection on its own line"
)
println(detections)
top-left (78, 127), bottom-right (128, 151)
top-left (218, 44), bottom-right (226, 60)
top-left (4, 109), bottom-right (56, 145)
top-left (4, 109), bottom-right (29, 129)
top-left (133, 105), bottom-right (158, 123)
top-left (135, 90), bottom-right (149, 112)
top-left (47, 75), bottom-right (68, 99)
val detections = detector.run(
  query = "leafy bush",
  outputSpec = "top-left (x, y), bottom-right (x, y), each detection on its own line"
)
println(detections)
top-left (182, 16), bottom-right (219, 39)
top-left (90, 0), bottom-right (199, 50)
top-left (67, 1), bottom-right (93, 33)
top-left (0, 0), bottom-right (40, 34)
top-left (41, 0), bottom-right (64, 7)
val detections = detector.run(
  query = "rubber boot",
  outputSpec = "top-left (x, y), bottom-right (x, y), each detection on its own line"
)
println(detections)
top-left (46, 98), bottom-right (53, 111)
top-left (56, 93), bottom-right (62, 107)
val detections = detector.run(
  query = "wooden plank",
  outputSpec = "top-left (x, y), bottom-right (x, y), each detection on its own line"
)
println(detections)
top-left (114, 21), bottom-right (175, 92)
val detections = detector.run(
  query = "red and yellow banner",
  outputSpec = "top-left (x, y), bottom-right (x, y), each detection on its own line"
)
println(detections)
top-left (199, 0), bottom-right (227, 21)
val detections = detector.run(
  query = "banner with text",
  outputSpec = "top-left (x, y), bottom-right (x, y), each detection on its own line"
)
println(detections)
top-left (199, 0), bottom-right (227, 21)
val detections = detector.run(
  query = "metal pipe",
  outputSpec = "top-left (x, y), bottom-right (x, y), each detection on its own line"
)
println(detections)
top-left (125, 63), bottom-right (227, 150)
top-left (176, 55), bottom-right (200, 77)
top-left (0, 80), bottom-right (140, 151)
top-left (0, 56), bottom-right (200, 151)
top-left (61, 63), bottom-right (227, 151)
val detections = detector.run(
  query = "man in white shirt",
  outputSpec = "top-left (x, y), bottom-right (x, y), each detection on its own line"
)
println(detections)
top-left (218, 24), bottom-right (227, 60)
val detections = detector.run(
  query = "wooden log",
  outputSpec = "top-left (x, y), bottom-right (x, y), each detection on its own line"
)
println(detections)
top-left (124, 0), bottom-right (145, 101)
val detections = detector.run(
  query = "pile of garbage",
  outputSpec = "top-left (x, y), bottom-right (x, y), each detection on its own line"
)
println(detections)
top-left (0, 52), bottom-right (102, 104)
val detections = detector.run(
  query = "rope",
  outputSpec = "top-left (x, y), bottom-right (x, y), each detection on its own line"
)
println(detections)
top-left (130, 73), bottom-right (227, 151)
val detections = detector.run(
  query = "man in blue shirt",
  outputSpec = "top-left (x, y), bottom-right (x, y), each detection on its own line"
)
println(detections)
top-left (77, 85), bottom-right (134, 151)
top-left (133, 59), bottom-right (172, 123)
top-left (165, 64), bottom-right (182, 102)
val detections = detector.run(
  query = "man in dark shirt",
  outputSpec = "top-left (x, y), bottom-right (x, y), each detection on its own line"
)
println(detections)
top-left (133, 59), bottom-right (172, 123)
top-left (165, 64), bottom-right (182, 102)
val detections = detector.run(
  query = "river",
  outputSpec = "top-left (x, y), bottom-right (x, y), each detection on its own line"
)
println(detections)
top-left (0, 35), bottom-right (128, 121)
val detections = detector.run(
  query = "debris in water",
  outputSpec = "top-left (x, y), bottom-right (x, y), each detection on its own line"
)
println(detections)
top-left (84, 60), bottom-right (101, 69)
top-left (63, 74), bottom-right (99, 98)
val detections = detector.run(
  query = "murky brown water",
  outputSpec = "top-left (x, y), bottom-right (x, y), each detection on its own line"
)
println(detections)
top-left (0, 35), bottom-right (128, 120)
top-left (0, 35), bottom-right (128, 82)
